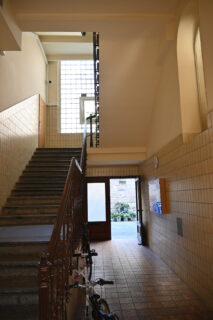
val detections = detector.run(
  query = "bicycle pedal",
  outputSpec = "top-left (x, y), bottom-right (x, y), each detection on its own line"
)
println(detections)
top-left (73, 252), bottom-right (81, 257)
top-left (91, 249), bottom-right (98, 256)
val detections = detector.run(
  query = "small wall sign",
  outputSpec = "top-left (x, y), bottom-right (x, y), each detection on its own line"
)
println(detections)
top-left (148, 178), bottom-right (169, 214)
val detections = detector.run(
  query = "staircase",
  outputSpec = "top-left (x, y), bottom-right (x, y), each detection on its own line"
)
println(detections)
top-left (0, 148), bottom-right (81, 320)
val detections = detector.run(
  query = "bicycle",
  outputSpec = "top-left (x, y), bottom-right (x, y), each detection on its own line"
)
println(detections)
top-left (71, 251), bottom-right (119, 320)
top-left (81, 223), bottom-right (97, 281)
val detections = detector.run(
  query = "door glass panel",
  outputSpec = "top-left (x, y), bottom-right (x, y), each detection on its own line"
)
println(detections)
top-left (87, 183), bottom-right (106, 222)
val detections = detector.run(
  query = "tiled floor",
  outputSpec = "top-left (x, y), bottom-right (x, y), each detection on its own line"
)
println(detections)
top-left (91, 239), bottom-right (212, 320)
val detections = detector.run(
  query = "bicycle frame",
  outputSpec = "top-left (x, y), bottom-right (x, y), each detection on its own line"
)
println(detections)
top-left (71, 253), bottom-right (119, 319)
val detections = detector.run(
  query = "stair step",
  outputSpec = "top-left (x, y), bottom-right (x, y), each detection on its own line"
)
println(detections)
top-left (0, 241), bottom-right (49, 261)
top-left (29, 159), bottom-right (72, 163)
top-left (2, 205), bottom-right (59, 215)
top-left (6, 196), bottom-right (61, 205)
top-left (23, 168), bottom-right (69, 173)
top-left (36, 147), bottom-right (81, 152)
top-left (0, 261), bottom-right (38, 286)
top-left (32, 154), bottom-right (80, 159)
top-left (15, 182), bottom-right (64, 188)
top-left (11, 189), bottom-right (63, 196)
top-left (0, 214), bottom-right (56, 226)
top-left (19, 177), bottom-right (66, 183)
top-left (19, 174), bottom-right (66, 179)
top-left (0, 286), bottom-right (38, 305)
top-left (0, 225), bottom-right (53, 261)
top-left (26, 163), bottom-right (70, 168)
top-left (14, 185), bottom-right (64, 191)
top-left (0, 304), bottom-right (38, 320)
top-left (20, 170), bottom-right (68, 181)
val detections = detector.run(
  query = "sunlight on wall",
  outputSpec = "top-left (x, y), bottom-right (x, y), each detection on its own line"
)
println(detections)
top-left (177, 0), bottom-right (207, 139)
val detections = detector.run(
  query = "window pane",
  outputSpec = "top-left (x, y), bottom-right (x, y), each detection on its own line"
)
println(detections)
top-left (84, 100), bottom-right (95, 118)
top-left (60, 60), bottom-right (94, 133)
top-left (87, 183), bottom-right (106, 222)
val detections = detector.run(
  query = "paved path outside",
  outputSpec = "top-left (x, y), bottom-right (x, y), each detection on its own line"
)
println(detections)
top-left (112, 221), bottom-right (137, 240)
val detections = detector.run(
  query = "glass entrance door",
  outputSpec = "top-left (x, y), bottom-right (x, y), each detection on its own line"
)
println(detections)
top-left (87, 178), bottom-right (111, 241)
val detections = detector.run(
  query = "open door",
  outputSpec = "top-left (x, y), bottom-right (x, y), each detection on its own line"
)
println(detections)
top-left (135, 177), bottom-right (146, 245)
top-left (86, 177), bottom-right (111, 241)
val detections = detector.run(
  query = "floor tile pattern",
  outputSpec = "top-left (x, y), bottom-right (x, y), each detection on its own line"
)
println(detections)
top-left (90, 240), bottom-right (213, 320)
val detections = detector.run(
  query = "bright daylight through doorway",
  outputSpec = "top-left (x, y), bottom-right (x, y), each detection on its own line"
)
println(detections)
top-left (110, 178), bottom-right (137, 239)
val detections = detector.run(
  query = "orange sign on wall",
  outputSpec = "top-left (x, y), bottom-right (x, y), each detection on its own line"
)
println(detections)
top-left (148, 178), bottom-right (169, 214)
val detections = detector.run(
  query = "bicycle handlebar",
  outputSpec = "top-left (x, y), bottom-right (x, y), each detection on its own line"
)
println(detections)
top-left (90, 249), bottom-right (98, 256)
top-left (96, 278), bottom-right (114, 286)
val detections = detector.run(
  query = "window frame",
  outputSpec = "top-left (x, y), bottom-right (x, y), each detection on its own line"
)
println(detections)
top-left (59, 59), bottom-right (95, 134)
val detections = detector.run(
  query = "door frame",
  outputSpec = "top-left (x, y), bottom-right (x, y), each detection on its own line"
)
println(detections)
top-left (135, 176), bottom-right (143, 244)
top-left (86, 177), bottom-right (111, 241)
top-left (86, 176), bottom-right (142, 241)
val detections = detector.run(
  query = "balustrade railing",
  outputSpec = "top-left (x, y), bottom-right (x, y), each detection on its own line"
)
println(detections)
top-left (38, 115), bottom-right (96, 319)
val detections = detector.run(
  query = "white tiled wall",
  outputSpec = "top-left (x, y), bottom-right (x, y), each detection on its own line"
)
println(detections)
top-left (45, 106), bottom-right (83, 147)
top-left (0, 95), bottom-right (39, 208)
top-left (140, 112), bottom-right (213, 309)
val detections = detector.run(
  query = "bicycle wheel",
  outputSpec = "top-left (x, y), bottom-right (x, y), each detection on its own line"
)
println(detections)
top-left (99, 299), bottom-right (110, 314)
top-left (82, 223), bottom-right (93, 280)
top-left (87, 261), bottom-right (92, 281)
top-left (92, 298), bottom-right (110, 320)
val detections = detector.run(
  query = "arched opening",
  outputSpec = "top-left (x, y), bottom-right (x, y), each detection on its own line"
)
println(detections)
top-left (177, 0), bottom-right (207, 140)
top-left (194, 28), bottom-right (208, 130)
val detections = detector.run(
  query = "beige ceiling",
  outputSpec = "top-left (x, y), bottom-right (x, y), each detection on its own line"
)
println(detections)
top-left (11, 0), bottom-right (180, 15)
top-left (9, 0), bottom-right (183, 149)
top-left (41, 42), bottom-right (93, 56)
top-left (36, 32), bottom-right (82, 36)
top-left (36, 32), bottom-right (93, 58)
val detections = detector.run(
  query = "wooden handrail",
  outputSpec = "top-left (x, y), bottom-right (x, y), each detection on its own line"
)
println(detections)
top-left (48, 158), bottom-right (82, 261)
top-left (38, 115), bottom-right (97, 319)
top-left (38, 158), bottom-right (84, 320)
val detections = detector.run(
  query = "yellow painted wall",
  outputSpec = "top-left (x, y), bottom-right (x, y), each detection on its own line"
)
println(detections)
top-left (0, 32), bottom-right (46, 112)
top-left (0, 0), bottom-right (22, 50)
top-left (87, 165), bottom-right (139, 177)
top-left (48, 61), bottom-right (59, 106)
top-left (147, 41), bottom-right (182, 157)
top-left (199, 0), bottom-right (213, 111)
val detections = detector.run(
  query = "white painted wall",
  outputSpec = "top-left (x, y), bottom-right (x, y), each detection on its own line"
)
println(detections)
top-left (0, 32), bottom-right (46, 112)
top-left (48, 61), bottom-right (59, 106)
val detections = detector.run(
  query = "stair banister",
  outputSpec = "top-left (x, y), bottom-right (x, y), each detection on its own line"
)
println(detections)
top-left (38, 114), bottom-right (97, 319)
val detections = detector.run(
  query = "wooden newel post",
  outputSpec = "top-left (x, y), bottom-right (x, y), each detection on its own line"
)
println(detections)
top-left (38, 252), bottom-right (51, 320)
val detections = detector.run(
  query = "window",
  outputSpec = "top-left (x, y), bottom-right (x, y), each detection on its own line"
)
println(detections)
top-left (60, 60), bottom-right (95, 133)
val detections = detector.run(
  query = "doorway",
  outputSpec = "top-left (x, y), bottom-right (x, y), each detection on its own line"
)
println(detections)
top-left (86, 176), bottom-right (143, 242)
top-left (110, 178), bottom-right (138, 240)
